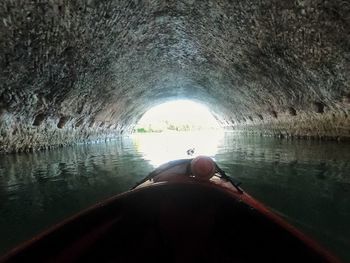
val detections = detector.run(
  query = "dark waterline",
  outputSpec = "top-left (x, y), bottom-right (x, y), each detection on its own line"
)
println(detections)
top-left (0, 132), bottom-right (349, 261)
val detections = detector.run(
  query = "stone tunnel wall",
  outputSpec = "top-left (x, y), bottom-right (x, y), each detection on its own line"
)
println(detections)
top-left (0, 0), bottom-right (350, 153)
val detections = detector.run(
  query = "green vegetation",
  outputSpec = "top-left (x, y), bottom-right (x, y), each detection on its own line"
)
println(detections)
top-left (133, 121), bottom-right (217, 133)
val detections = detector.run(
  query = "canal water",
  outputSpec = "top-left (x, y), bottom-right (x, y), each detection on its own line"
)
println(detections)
top-left (0, 131), bottom-right (349, 261)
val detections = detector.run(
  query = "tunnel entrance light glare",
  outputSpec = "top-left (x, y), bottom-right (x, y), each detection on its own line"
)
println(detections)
top-left (133, 100), bottom-right (222, 133)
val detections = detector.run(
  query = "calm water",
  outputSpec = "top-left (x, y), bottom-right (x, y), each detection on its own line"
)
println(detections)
top-left (0, 132), bottom-right (349, 261)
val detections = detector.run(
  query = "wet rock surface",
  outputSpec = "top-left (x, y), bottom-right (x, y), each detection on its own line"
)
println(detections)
top-left (0, 0), bottom-right (350, 153)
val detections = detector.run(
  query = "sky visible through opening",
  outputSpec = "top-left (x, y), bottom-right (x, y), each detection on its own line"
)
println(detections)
top-left (134, 100), bottom-right (222, 132)
top-left (132, 100), bottom-right (224, 166)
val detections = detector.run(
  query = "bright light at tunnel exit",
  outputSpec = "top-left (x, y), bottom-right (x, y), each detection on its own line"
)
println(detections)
top-left (133, 100), bottom-right (222, 133)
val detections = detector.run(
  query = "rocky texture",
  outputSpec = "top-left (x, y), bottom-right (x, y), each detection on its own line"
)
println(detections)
top-left (0, 0), bottom-right (350, 153)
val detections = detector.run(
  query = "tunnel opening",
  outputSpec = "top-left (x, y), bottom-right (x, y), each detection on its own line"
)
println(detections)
top-left (133, 100), bottom-right (222, 133)
top-left (131, 99), bottom-right (224, 167)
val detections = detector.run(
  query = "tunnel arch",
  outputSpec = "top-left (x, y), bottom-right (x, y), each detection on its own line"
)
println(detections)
top-left (133, 98), bottom-right (225, 132)
top-left (0, 0), bottom-right (349, 153)
top-left (118, 92), bottom-right (230, 134)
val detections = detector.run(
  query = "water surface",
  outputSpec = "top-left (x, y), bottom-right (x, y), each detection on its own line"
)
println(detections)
top-left (0, 132), bottom-right (349, 261)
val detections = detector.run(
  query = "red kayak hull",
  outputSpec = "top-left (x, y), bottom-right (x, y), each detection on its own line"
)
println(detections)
top-left (0, 160), bottom-right (342, 263)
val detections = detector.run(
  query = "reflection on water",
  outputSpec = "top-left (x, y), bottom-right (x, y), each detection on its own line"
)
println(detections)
top-left (0, 138), bottom-right (154, 255)
top-left (132, 131), bottom-right (224, 166)
top-left (0, 132), bottom-right (349, 261)
top-left (214, 134), bottom-right (350, 262)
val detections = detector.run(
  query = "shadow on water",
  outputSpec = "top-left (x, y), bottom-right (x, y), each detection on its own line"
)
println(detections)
top-left (0, 137), bottom-right (153, 255)
top-left (215, 134), bottom-right (350, 262)
top-left (0, 132), bottom-right (349, 262)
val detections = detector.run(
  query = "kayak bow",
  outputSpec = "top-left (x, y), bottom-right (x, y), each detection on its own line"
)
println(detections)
top-left (0, 156), bottom-right (342, 263)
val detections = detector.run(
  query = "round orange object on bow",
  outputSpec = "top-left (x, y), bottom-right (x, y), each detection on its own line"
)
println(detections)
top-left (190, 156), bottom-right (216, 180)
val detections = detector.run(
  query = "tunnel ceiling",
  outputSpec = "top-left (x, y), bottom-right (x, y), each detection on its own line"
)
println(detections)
top-left (0, 0), bottom-right (350, 153)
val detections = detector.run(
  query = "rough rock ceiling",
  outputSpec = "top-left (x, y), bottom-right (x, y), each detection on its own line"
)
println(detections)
top-left (0, 0), bottom-right (350, 153)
